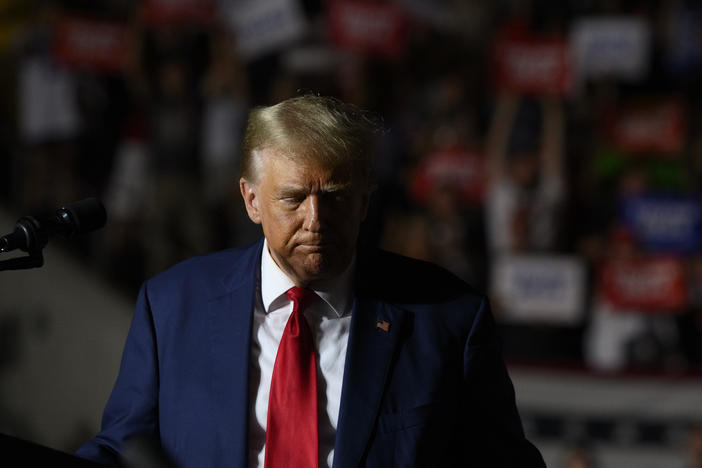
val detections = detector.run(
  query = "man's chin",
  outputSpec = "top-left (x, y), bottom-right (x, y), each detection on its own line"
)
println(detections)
top-left (295, 255), bottom-right (348, 286)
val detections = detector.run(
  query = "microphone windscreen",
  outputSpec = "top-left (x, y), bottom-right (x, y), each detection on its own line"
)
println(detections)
top-left (60, 198), bottom-right (107, 234)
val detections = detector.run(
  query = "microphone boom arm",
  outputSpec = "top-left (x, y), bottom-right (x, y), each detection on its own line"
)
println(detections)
top-left (0, 216), bottom-right (47, 271)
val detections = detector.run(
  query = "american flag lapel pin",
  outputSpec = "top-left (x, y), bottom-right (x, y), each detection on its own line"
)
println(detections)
top-left (376, 318), bottom-right (391, 332)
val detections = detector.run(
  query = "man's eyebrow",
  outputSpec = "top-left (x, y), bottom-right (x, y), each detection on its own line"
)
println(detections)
top-left (276, 183), bottom-right (352, 197)
top-left (320, 182), bottom-right (353, 193)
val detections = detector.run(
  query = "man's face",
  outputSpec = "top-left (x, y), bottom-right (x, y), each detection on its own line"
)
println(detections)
top-left (240, 148), bottom-right (371, 287)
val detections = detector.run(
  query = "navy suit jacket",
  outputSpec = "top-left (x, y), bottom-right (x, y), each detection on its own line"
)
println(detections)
top-left (77, 239), bottom-right (545, 467)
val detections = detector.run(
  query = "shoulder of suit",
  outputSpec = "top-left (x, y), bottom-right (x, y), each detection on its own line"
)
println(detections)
top-left (146, 240), bottom-right (262, 294)
top-left (355, 249), bottom-right (482, 305)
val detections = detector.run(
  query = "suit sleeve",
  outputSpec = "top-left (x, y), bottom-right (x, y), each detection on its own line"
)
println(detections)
top-left (75, 281), bottom-right (160, 465)
top-left (460, 295), bottom-right (546, 468)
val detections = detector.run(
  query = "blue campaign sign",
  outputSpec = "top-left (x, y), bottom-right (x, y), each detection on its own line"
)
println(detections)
top-left (621, 194), bottom-right (702, 253)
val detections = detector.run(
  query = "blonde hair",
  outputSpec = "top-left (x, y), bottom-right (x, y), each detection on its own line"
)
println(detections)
top-left (240, 95), bottom-right (382, 186)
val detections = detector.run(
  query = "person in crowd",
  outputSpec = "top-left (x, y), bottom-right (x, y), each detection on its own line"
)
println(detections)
top-left (484, 93), bottom-right (566, 254)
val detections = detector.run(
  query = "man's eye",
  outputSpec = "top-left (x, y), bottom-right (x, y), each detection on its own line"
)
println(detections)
top-left (282, 196), bottom-right (304, 205)
top-left (329, 192), bottom-right (349, 203)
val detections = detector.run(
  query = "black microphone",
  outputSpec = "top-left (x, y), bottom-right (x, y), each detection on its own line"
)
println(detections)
top-left (0, 198), bottom-right (107, 253)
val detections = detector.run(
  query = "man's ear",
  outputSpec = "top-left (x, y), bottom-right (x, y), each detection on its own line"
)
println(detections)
top-left (240, 177), bottom-right (262, 224)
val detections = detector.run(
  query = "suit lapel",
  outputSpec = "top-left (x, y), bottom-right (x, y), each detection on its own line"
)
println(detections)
top-left (207, 241), bottom-right (262, 467)
top-left (332, 298), bottom-right (406, 468)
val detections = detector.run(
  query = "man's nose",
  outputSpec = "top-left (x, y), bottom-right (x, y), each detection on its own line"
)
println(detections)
top-left (302, 195), bottom-right (324, 232)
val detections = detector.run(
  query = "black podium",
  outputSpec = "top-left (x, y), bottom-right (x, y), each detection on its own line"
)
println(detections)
top-left (0, 433), bottom-right (107, 467)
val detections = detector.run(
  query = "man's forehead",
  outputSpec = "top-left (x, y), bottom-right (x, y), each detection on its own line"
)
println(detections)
top-left (270, 168), bottom-right (355, 193)
top-left (256, 147), bottom-right (356, 181)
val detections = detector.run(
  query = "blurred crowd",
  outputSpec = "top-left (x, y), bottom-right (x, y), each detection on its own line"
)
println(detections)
top-left (3, 0), bottom-right (702, 379)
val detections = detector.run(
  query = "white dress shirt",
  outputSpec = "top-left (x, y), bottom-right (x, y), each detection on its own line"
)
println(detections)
top-left (248, 239), bottom-right (353, 468)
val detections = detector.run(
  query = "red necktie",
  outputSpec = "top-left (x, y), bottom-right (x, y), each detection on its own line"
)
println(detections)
top-left (264, 286), bottom-right (319, 468)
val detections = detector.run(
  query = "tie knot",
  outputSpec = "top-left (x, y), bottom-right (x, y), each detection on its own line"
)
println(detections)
top-left (286, 286), bottom-right (317, 310)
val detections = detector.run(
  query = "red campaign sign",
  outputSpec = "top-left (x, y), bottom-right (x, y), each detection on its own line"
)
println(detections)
top-left (609, 100), bottom-right (687, 155)
top-left (54, 16), bottom-right (128, 73)
top-left (327, 0), bottom-right (408, 58)
top-left (409, 146), bottom-right (486, 206)
top-left (141, 0), bottom-right (215, 27)
top-left (598, 257), bottom-right (687, 312)
top-left (493, 36), bottom-right (573, 96)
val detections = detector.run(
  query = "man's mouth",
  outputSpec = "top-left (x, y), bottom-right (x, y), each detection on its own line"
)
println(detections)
top-left (297, 241), bottom-right (332, 250)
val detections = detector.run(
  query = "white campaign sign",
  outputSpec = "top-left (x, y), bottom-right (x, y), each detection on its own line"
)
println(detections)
top-left (491, 255), bottom-right (586, 324)
top-left (571, 17), bottom-right (650, 82)
top-left (223, 0), bottom-right (306, 60)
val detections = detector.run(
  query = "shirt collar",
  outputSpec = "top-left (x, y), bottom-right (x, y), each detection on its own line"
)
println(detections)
top-left (260, 238), bottom-right (354, 318)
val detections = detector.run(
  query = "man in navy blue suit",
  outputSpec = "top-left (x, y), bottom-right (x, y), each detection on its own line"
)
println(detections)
top-left (77, 95), bottom-right (545, 467)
